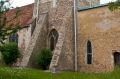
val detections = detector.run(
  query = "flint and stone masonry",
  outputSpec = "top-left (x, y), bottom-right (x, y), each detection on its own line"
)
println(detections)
top-left (17, 0), bottom-right (120, 72)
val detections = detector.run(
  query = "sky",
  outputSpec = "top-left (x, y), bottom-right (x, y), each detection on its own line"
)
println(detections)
top-left (10, 0), bottom-right (116, 7)
top-left (101, 0), bottom-right (116, 4)
top-left (10, 0), bottom-right (34, 7)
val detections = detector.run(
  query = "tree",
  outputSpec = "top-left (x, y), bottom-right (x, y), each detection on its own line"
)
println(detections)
top-left (108, 0), bottom-right (120, 11)
top-left (0, 0), bottom-right (20, 44)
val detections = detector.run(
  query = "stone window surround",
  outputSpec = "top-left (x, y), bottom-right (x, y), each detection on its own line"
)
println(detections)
top-left (48, 29), bottom-right (59, 51)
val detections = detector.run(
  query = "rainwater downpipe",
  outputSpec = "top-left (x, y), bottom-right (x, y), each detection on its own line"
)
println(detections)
top-left (74, 0), bottom-right (78, 72)
top-left (37, 0), bottom-right (39, 17)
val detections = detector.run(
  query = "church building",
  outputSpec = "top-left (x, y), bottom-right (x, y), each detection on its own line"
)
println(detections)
top-left (7, 0), bottom-right (120, 72)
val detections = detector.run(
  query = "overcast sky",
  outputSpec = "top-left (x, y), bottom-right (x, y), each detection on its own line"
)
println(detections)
top-left (101, 0), bottom-right (116, 4)
top-left (10, 0), bottom-right (34, 7)
top-left (10, 0), bottom-right (116, 7)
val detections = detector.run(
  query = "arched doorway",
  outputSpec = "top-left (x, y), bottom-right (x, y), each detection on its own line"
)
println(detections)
top-left (114, 52), bottom-right (120, 66)
top-left (49, 29), bottom-right (59, 51)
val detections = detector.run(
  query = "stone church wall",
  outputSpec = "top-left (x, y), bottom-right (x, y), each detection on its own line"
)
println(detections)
top-left (57, 10), bottom-right (74, 71)
top-left (48, 0), bottom-right (74, 71)
top-left (27, 14), bottom-right (48, 67)
top-left (18, 0), bottom-right (103, 72)
top-left (15, 25), bottom-right (32, 66)
top-left (77, 6), bottom-right (120, 72)
top-left (33, 0), bottom-right (75, 70)
top-left (18, 26), bottom-right (32, 54)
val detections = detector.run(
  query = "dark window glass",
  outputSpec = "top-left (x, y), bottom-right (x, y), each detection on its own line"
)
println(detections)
top-left (87, 40), bottom-right (92, 64)
top-left (50, 36), bottom-right (55, 51)
top-left (114, 52), bottom-right (120, 66)
top-left (49, 29), bottom-right (58, 51)
top-left (87, 41), bottom-right (92, 54)
top-left (9, 33), bottom-right (18, 43)
top-left (31, 18), bottom-right (36, 36)
top-left (87, 54), bottom-right (92, 64)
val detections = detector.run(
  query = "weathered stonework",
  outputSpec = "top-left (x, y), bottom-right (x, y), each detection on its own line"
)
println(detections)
top-left (77, 0), bottom-right (100, 9)
top-left (77, 6), bottom-right (120, 72)
top-left (17, 0), bottom-right (120, 73)
top-left (57, 10), bottom-right (74, 71)
top-left (19, 0), bottom-right (75, 71)
top-left (48, 0), bottom-right (74, 71)
top-left (20, 14), bottom-right (48, 67)
top-left (16, 26), bottom-right (32, 66)
top-left (17, 2), bottom-right (120, 73)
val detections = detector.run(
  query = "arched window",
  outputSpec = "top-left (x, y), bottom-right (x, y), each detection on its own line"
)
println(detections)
top-left (49, 29), bottom-right (58, 51)
top-left (9, 33), bottom-right (18, 43)
top-left (87, 40), bottom-right (92, 64)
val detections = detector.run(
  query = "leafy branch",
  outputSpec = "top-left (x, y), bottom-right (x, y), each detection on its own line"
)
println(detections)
top-left (0, 0), bottom-right (21, 44)
top-left (108, 0), bottom-right (120, 11)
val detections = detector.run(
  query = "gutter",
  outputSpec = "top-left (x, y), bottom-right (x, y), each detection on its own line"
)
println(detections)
top-left (78, 4), bottom-right (108, 12)
top-left (74, 0), bottom-right (78, 72)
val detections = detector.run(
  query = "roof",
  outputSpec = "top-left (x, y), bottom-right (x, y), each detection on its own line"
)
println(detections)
top-left (78, 4), bottom-right (108, 12)
top-left (5, 3), bottom-right (34, 28)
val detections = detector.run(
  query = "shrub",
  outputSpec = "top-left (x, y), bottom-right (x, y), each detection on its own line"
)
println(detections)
top-left (37, 48), bottom-right (52, 70)
top-left (0, 42), bottom-right (19, 65)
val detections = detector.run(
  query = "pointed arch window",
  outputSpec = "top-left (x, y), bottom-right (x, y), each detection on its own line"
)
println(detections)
top-left (49, 29), bottom-right (58, 51)
top-left (87, 40), bottom-right (92, 64)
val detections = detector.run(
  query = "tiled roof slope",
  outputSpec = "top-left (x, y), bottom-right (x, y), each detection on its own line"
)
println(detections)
top-left (5, 3), bottom-right (34, 28)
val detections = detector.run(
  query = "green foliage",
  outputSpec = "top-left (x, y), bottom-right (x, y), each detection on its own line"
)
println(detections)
top-left (108, 0), bottom-right (120, 11)
top-left (0, 42), bottom-right (20, 65)
top-left (37, 48), bottom-right (52, 70)
top-left (0, 0), bottom-right (20, 44)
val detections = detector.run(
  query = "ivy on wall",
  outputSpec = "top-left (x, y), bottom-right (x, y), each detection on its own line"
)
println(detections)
top-left (108, 0), bottom-right (120, 11)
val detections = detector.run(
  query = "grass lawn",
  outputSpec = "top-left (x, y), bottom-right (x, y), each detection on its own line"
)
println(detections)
top-left (0, 67), bottom-right (120, 79)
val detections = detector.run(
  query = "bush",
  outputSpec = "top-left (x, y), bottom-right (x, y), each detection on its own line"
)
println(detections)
top-left (37, 48), bottom-right (52, 70)
top-left (0, 42), bottom-right (19, 65)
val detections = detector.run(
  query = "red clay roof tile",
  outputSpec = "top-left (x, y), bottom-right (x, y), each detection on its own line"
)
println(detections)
top-left (6, 3), bottom-right (34, 28)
